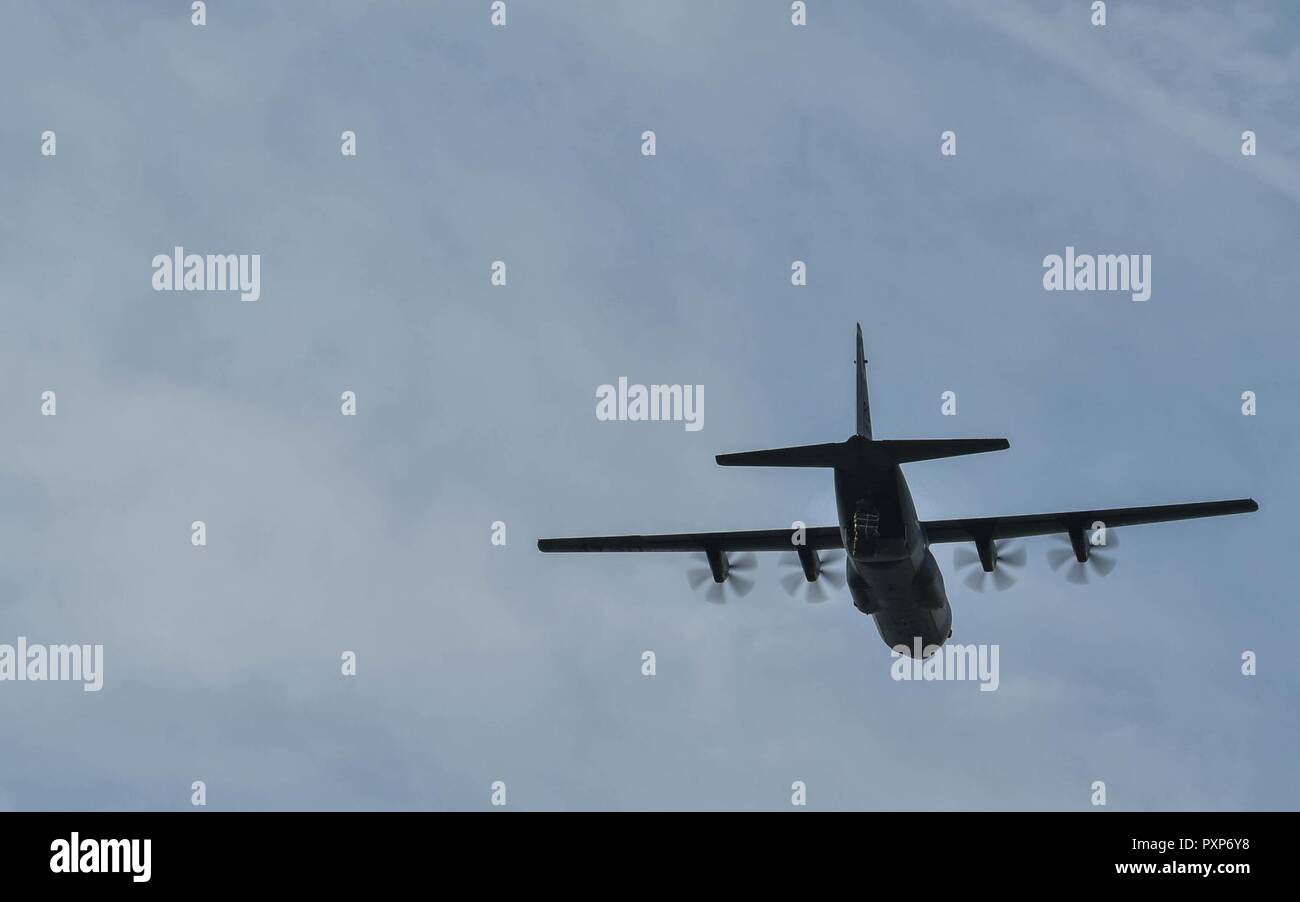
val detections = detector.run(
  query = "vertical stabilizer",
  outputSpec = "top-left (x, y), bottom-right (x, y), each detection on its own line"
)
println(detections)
top-left (855, 323), bottom-right (871, 438)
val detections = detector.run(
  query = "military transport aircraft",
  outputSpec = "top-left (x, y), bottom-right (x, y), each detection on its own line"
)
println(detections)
top-left (538, 325), bottom-right (1258, 656)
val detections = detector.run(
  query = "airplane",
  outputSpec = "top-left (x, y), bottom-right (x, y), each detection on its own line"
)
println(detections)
top-left (538, 324), bottom-right (1258, 657)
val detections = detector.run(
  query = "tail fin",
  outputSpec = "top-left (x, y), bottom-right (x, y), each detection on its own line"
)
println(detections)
top-left (714, 324), bottom-right (1010, 471)
top-left (855, 323), bottom-right (871, 438)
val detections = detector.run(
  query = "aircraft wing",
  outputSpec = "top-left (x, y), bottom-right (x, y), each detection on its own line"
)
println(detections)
top-left (538, 526), bottom-right (843, 553)
top-left (922, 498), bottom-right (1258, 543)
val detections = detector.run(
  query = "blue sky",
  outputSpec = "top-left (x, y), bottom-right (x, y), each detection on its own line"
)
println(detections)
top-left (0, 1), bottom-right (1295, 809)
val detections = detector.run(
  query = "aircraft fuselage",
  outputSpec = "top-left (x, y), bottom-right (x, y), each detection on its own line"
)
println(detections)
top-left (833, 437), bottom-right (950, 656)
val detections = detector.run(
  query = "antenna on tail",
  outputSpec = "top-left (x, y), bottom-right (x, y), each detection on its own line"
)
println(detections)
top-left (855, 323), bottom-right (872, 438)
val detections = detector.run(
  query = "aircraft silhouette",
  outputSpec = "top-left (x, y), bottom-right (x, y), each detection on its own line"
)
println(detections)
top-left (538, 325), bottom-right (1258, 657)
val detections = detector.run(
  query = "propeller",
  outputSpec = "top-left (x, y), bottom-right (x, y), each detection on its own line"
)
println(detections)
top-left (953, 541), bottom-right (1026, 592)
top-left (1047, 531), bottom-right (1119, 584)
top-left (686, 552), bottom-right (757, 603)
top-left (778, 550), bottom-right (846, 603)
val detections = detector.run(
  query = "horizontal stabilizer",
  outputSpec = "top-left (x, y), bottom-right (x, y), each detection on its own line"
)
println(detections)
top-left (875, 438), bottom-right (1009, 463)
top-left (715, 442), bottom-right (847, 468)
top-left (716, 437), bottom-right (1008, 469)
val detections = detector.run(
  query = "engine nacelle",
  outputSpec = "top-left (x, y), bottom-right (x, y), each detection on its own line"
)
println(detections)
top-left (796, 545), bottom-right (822, 582)
top-left (705, 548), bottom-right (729, 583)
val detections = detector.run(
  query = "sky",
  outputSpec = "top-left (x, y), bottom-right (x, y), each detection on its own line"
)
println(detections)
top-left (0, 0), bottom-right (1296, 810)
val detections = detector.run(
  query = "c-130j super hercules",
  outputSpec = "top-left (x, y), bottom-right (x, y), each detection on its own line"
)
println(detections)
top-left (539, 325), bottom-right (1257, 656)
